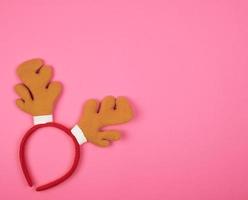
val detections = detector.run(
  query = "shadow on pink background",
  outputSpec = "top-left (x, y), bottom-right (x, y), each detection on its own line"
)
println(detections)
top-left (1, 0), bottom-right (248, 199)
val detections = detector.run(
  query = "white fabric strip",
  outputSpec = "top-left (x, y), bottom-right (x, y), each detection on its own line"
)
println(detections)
top-left (33, 115), bottom-right (53, 125)
top-left (71, 125), bottom-right (87, 145)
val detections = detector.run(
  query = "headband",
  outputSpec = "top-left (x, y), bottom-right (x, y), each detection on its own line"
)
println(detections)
top-left (15, 58), bottom-right (134, 191)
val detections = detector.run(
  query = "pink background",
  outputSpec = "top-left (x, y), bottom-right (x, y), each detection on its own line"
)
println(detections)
top-left (1, 0), bottom-right (248, 199)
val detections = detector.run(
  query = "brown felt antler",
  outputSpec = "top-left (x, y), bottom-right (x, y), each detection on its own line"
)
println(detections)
top-left (77, 96), bottom-right (133, 147)
top-left (15, 58), bottom-right (62, 116)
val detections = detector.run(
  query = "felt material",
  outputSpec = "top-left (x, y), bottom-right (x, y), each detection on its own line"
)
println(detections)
top-left (71, 125), bottom-right (87, 144)
top-left (33, 115), bottom-right (53, 125)
top-left (15, 58), bottom-right (62, 116)
top-left (77, 96), bottom-right (133, 147)
top-left (15, 58), bottom-right (134, 148)
top-left (15, 58), bottom-right (134, 190)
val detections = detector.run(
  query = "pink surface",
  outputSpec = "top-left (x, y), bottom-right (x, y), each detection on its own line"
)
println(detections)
top-left (1, 0), bottom-right (248, 199)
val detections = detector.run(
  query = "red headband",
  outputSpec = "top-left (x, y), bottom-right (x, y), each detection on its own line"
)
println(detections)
top-left (15, 59), bottom-right (133, 191)
top-left (19, 122), bottom-right (81, 191)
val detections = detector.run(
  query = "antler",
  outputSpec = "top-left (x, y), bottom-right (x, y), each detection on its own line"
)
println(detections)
top-left (77, 96), bottom-right (133, 147)
top-left (15, 58), bottom-right (62, 116)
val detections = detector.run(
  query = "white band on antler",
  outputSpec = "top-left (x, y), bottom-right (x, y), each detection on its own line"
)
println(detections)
top-left (71, 125), bottom-right (87, 145)
top-left (33, 115), bottom-right (53, 125)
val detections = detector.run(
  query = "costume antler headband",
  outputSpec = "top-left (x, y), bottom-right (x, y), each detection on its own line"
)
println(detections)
top-left (15, 58), bottom-right (133, 191)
